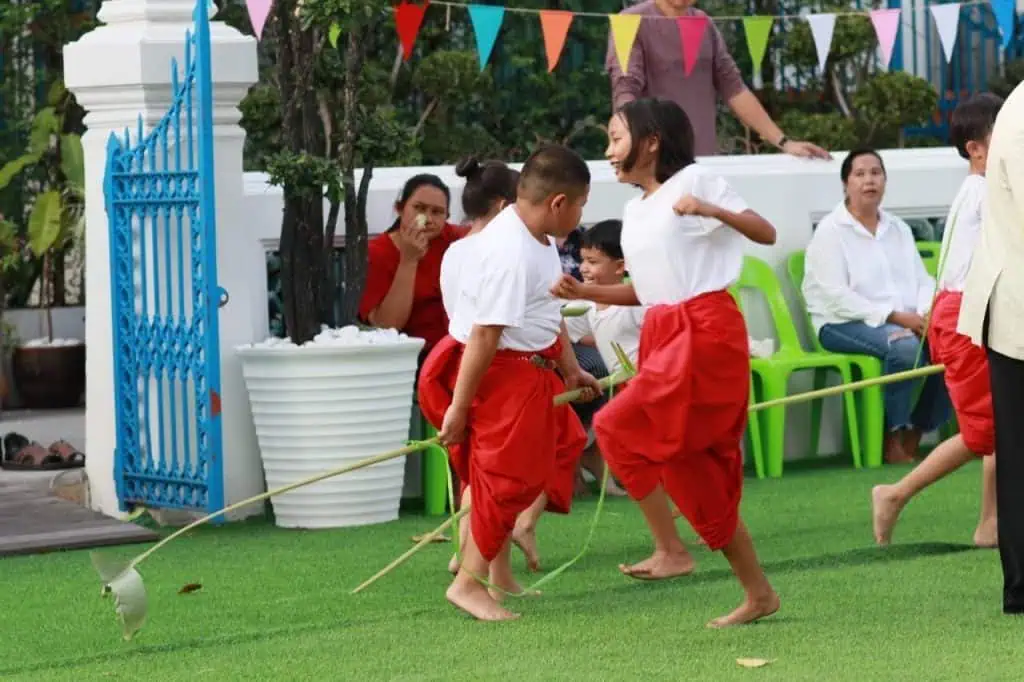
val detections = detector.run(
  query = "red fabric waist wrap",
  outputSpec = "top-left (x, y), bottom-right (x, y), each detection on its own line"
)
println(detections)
top-left (594, 290), bottom-right (750, 551)
top-left (926, 290), bottom-right (994, 455)
top-left (417, 335), bottom-right (586, 561)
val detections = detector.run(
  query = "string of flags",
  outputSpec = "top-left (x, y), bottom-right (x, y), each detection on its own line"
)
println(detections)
top-left (240, 0), bottom-right (1018, 78)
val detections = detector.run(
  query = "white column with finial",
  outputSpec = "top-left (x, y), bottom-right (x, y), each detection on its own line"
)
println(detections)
top-left (63, 0), bottom-right (264, 520)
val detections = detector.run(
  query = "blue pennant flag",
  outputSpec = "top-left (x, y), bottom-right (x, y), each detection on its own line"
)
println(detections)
top-left (992, 0), bottom-right (1016, 49)
top-left (467, 4), bottom-right (506, 70)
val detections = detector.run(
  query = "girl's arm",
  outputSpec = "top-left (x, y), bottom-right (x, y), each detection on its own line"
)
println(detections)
top-left (707, 205), bottom-right (777, 245)
top-left (551, 275), bottom-right (641, 306)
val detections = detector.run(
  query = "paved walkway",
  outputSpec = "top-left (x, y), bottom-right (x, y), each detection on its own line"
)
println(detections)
top-left (0, 408), bottom-right (158, 557)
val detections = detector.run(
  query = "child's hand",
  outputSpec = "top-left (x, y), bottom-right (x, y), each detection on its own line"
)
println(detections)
top-left (565, 370), bottom-right (603, 403)
top-left (673, 194), bottom-right (715, 218)
top-left (438, 405), bottom-right (468, 445)
top-left (551, 273), bottom-right (585, 300)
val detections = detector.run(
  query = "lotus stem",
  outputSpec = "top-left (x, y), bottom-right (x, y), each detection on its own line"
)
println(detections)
top-left (554, 370), bottom-right (631, 405)
top-left (350, 505), bottom-right (470, 594)
top-left (128, 439), bottom-right (440, 570)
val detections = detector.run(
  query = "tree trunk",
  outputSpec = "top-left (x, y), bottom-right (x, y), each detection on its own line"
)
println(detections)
top-left (274, 0), bottom-right (327, 344)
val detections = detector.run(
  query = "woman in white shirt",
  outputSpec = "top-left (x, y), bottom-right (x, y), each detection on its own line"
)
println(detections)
top-left (802, 148), bottom-right (950, 465)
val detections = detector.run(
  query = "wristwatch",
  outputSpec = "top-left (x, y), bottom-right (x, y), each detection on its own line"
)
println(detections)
top-left (776, 135), bottom-right (789, 149)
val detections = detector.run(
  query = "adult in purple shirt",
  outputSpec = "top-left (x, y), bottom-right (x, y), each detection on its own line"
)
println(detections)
top-left (607, 0), bottom-right (830, 159)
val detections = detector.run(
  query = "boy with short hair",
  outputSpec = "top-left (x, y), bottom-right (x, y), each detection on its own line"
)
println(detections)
top-left (871, 92), bottom-right (1003, 547)
top-left (418, 144), bottom-right (602, 621)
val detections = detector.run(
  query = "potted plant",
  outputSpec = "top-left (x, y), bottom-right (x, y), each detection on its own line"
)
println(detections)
top-left (235, 0), bottom-right (425, 529)
top-left (0, 80), bottom-right (87, 409)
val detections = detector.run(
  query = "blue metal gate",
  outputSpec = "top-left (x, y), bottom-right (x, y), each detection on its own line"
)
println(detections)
top-left (103, 0), bottom-right (225, 514)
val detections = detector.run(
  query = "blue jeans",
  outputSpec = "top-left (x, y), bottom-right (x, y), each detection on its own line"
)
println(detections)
top-left (571, 343), bottom-right (608, 427)
top-left (818, 321), bottom-right (951, 432)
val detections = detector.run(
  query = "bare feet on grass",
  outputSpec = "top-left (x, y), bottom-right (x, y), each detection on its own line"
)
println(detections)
top-left (871, 484), bottom-right (905, 546)
top-left (619, 549), bottom-right (696, 581)
top-left (974, 518), bottom-right (998, 548)
top-left (446, 580), bottom-right (520, 621)
top-left (512, 525), bottom-right (541, 573)
top-left (487, 569), bottom-right (541, 602)
top-left (706, 592), bottom-right (781, 628)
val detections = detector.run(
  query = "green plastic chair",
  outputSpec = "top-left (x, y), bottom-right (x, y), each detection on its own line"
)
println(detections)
top-left (727, 288), bottom-right (767, 478)
top-left (786, 252), bottom-right (886, 468)
top-left (409, 403), bottom-right (450, 516)
top-left (916, 241), bottom-right (942, 277)
top-left (731, 256), bottom-right (862, 477)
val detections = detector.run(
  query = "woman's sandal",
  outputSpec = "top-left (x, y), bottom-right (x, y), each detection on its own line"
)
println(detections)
top-left (1, 440), bottom-right (63, 470)
top-left (48, 440), bottom-right (86, 467)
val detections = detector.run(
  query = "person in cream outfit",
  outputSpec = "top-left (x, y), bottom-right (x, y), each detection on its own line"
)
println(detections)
top-left (958, 80), bottom-right (1024, 616)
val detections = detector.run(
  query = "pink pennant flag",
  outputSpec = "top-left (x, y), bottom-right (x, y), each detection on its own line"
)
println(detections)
top-left (869, 9), bottom-right (901, 68)
top-left (246, 0), bottom-right (273, 39)
top-left (676, 16), bottom-right (709, 77)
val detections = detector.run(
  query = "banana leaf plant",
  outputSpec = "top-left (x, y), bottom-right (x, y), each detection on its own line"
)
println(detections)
top-left (0, 79), bottom-right (86, 343)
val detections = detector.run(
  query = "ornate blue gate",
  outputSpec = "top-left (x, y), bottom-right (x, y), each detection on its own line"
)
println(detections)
top-left (103, 0), bottom-right (225, 514)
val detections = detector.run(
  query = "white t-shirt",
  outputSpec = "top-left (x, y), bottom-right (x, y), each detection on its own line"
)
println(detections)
top-left (938, 174), bottom-right (986, 292)
top-left (621, 164), bottom-right (750, 305)
top-left (571, 301), bottom-right (646, 374)
top-left (453, 206), bottom-right (563, 351)
top-left (802, 202), bottom-right (936, 333)
top-left (440, 233), bottom-right (478, 321)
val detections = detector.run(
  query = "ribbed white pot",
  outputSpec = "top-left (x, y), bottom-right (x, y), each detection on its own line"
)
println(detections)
top-left (237, 337), bottom-right (425, 529)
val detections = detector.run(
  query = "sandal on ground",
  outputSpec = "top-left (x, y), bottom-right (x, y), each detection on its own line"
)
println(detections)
top-left (0, 441), bottom-right (64, 470)
top-left (48, 440), bottom-right (86, 467)
top-left (2, 432), bottom-right (30, 463)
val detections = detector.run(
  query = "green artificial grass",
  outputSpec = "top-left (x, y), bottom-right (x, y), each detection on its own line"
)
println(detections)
top-left (2, 460), bottom-right (1021, 681)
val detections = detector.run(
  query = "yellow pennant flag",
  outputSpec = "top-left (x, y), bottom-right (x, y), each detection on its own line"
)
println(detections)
top-left (608, 14), bottom-right (643, 73)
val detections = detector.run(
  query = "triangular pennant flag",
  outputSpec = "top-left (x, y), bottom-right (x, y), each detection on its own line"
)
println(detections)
top-left (608, 14), bottom-right (643, 73)
top-left (806, 13), bottom-right (836, 73)
top-left (929, 3), bottom-right (962, 62)
top-left (245, 0), bottom-right (273, 39)
top-left (539, 10), bottom-right (574, 72)
top-left (992, 0), bottom-right (1015, 49)
top-left (395, 1), bottom-right (430, 62)
top-left (676, 16), bottom-right (709, 77)
top-left (869, 9), bottom-right (901, 68)
top-left (742, 16), bottom-right (774, 72)
top-left (467, 4), bottom-right (506, 70)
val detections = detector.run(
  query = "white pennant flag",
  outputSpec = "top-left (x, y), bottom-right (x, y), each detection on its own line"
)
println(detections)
top-left (806, 14), bottom-right (836, 73)
top-left (929, 3), bottom-right (962, 62)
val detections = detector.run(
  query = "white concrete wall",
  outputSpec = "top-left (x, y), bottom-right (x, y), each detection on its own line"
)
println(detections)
top-left (241, 148), bottom-right (969, 466)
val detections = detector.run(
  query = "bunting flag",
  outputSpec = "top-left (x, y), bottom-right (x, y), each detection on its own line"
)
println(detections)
top-left (608, 14), bottom-right (643, 73)
top-left (539, 10), bottom-right (574, 72)
top-left (246, 0), bottom-right (273, 39)
top-left (869, 9), bottom-right (901, 68)
top-left (395, 1), bottom-right (430, 61)
top-left (929, 3), bottom-right (962, 62)
top-left (742, 16), bottom-right (774, 73)
top-left (806, 13), bottom-right (836, 73)
top-left (992, 0), bottom-right (1016, 49)
top-left (677, 16), bottom-right (709, 77)
top-left (467, 4), bottom-right (506, 69)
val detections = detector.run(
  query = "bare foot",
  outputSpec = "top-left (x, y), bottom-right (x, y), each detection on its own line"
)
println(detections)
top-left (446, 581), bottom-right (521, 621)
top-left (448, 553), bottom-right (460, 575)
top-left (604, 478), bottom-right (628, 497)
top-left (487, 574), bottom-right (542, 602)
top-left (974, 519), bottom-right (998, 548)
top-left (871, 484), bottom-right (905, 546)
top-left (885, 433), bottom-right (914, 465)
top-left (619, 549), bottom-right (696, 581)
top-left (901, 428), bottom-right (923, 459)
top-left (512, 526), bottom-right (541, 573)
top-left (706, 592), bottom-right (780, 628)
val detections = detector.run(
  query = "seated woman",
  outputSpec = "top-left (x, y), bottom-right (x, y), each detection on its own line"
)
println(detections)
top-left (802, 148), bottom-right (950, 464)
top-left (359, 174), bottom-right (467, 358)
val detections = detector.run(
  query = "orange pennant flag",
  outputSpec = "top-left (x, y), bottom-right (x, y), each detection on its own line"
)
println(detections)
top-left (539, 10), bottom-right (574, 72)
top-left (608, 14), bottom-right (643, 73)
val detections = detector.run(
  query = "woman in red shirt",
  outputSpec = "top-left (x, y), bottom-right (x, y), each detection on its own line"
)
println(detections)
top-left (359, 174), bottom-right (467, 356)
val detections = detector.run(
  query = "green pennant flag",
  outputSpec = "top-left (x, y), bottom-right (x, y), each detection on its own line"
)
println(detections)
top-left (742, 16), bottom-right (774, 72)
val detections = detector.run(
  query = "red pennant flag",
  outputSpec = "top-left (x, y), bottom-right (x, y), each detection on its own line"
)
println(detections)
top-left (676, 15), bottom-right (709, 76)
top-left (395, 1), bottom-right (430, 61)
top-left (539, 10), bottom-right (574, 73)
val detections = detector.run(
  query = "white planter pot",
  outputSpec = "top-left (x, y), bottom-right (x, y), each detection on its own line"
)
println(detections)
top-left (237, 337), bottom-right (425, 529)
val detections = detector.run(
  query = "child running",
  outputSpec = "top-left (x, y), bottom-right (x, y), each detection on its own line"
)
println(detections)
top-left (419, 144), bottom-right (601, 621)
top-left (552, 97), bottom-right (780, 628)
top-left (871, 93), bottom-right (1002, 548)
top-left (441, 157), bottom-right (559, 575)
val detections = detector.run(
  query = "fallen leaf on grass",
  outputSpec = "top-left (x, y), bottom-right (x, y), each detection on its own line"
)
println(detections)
top-left (736, 658), bottom-right (773, 668)
top-left (178, 583), bottom-right (203, 595)
top-left (411, 533), bottom-right (450, 544)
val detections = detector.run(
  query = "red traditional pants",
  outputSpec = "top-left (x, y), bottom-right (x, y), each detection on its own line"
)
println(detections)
top-left (926, 290), bottom-right (995, 455)
top-left (594, 290), bottom-right (749, 550)
top-left (418, 335), bottom-right (586, 561)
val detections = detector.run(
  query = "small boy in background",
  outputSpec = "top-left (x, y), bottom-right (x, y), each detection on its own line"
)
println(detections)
top-left (569, 219), bottom-right (646, 497)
